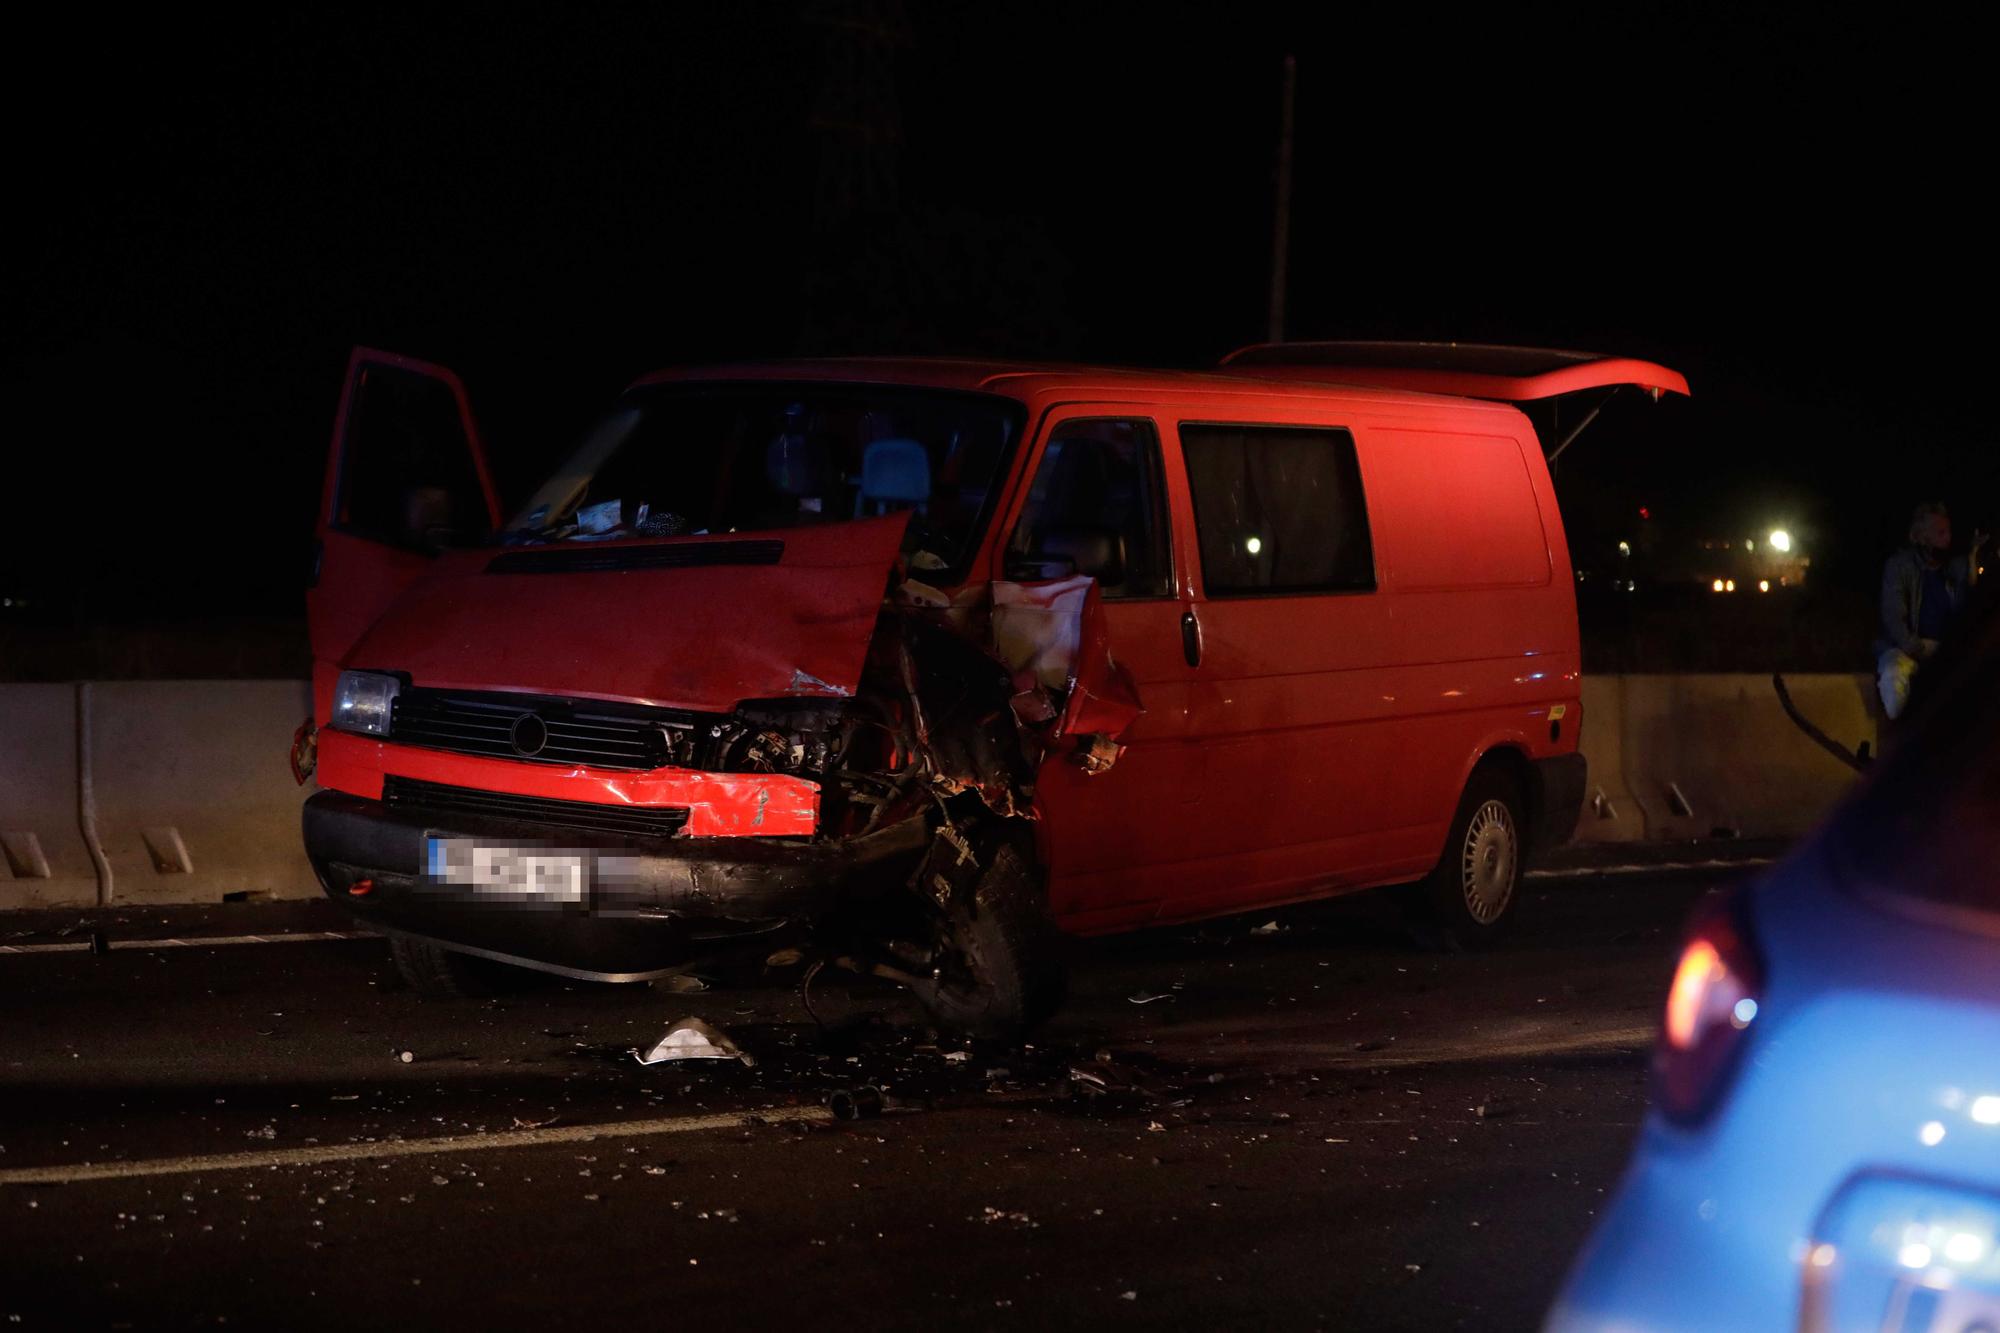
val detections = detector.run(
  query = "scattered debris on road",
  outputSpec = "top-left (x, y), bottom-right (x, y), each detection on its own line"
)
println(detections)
top-left (635, 1018), bottom-right (756, 1067)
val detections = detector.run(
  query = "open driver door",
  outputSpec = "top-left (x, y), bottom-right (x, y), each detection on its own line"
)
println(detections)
top-left (306, 347), bottom-right (502, 725)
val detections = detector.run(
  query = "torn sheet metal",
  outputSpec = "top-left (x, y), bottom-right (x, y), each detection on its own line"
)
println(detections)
top-left (882, 574), bottom-right (1147, 816)
top-left (991, 575), bottom-right (1094, 691)
top-left (786, 668), bottom-right (852, 698)
top-left (992, 575), bottom-right (1144, 751)
top-left (634, 1017), bottom-right (755, 1067)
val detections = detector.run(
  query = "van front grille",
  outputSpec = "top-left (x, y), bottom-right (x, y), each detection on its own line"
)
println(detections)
top-left (389, 688), bottom-right (706, 771)
top-left (381, 776), bottom-right (690, 840)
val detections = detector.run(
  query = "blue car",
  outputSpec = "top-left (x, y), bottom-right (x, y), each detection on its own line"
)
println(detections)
top-left (1550, 595), bottom-right (2000, 1332)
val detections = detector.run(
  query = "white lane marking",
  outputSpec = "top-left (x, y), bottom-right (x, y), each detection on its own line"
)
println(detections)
top-left (1186, 1022), bottom-right (1662, 1072)
top-left (0, 1105), bottom-right (834, 1187)
top-left (1317, 1024), bottom-right (1659, 1068)
top-left (1527, 857), bottom-right (1774, 881)
top-left (0, 930), bottom-right (376, 955)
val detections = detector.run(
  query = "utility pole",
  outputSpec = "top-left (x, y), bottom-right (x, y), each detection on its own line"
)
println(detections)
top-left (1266, 55), bottom-right (1296, 346)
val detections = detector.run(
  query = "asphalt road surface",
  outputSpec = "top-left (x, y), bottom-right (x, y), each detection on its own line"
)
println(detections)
top-left (1, 850), bottom-right (1772, 1331)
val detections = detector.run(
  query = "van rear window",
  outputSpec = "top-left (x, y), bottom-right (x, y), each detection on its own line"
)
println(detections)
top-left (1364, 431), bottom-right (1551, 591)
top-left (1180, 424), bottom-right (1373, 596)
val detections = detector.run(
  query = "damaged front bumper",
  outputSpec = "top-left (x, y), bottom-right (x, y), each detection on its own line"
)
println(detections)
top-left (302, 790), bottom-right (929, 981)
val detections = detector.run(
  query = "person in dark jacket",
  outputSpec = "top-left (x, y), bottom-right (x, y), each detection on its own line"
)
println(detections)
top-left (1877, 502), bottom-right (1985, 718)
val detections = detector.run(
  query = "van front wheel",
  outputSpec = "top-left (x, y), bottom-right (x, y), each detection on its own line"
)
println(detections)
top-left (909, 842), bottom-right (1066, 1038)
top-left (388, 935), bottom-right (526, 998)
top-left (1411, 768), bottom-right (1525, 950)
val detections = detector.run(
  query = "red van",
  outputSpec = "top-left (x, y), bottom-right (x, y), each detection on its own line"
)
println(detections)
top-left (299, 344), bottom-right (1686, 1032)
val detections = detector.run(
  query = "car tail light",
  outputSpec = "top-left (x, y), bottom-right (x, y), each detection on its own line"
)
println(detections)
top-left (1654, 894), bottom-right (1763, 1122)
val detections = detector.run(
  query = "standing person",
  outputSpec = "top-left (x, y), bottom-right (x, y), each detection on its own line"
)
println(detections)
top-left (1877, 502), bottom-right (1985, 719)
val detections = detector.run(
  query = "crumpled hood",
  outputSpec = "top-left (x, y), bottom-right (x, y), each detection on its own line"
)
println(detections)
top-left (342, 515), bottom-right (910, 713)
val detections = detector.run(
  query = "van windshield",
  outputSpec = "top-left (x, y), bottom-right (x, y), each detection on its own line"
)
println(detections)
top-left (509, 383), bottom-right (1025, 578)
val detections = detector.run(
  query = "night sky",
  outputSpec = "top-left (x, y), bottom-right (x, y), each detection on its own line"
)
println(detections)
top-left (8, 3), bottom-right (1991, 631)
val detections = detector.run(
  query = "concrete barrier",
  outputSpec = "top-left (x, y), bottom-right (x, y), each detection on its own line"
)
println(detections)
top-left (1573, 678), bottom-right (1644, 843)
top-left (1574, 673), bottom-right (1876, 844)
top-left (83, 681), bottom-right (318, 905)
top-left (0, 684), bottom-right (99, 908)
top-left (2, 672), bottom-right (1881, 911)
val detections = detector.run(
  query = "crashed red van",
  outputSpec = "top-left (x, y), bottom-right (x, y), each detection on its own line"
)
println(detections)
top-left (298, 343), bottom-right (1687, 1032)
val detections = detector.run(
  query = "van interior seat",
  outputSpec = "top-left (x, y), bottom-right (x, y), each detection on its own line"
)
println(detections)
top-left (855, 437), bottom-right (931, 516)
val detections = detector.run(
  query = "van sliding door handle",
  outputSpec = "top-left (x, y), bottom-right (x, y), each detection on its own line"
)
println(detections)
top-left (1180, 610), bottom-right (1202, 667)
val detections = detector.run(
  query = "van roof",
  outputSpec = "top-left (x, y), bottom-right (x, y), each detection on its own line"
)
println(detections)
top-left (1218, 341), bottom-right (1690, 401)
top-left (634, 357), bottom-right (1526, 413)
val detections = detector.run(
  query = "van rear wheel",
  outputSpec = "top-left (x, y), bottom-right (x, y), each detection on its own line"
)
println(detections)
top-left (1410, 767), bottom-right (1525, 950)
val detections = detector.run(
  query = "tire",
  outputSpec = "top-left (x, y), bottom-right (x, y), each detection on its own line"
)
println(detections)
top-left (913, 842), bottom-right (1067, 1038)
top-left (388, 935), bottom-right (526, 998)
top-left (1409, 766), bottom-right (1526, 951)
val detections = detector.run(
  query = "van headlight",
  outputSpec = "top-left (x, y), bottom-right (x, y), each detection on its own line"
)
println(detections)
top-left (332, 670), bottom-right (401, 737)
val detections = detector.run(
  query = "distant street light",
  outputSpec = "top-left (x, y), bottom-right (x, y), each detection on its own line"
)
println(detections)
top-left (1768, 529), bottom-right (1793, 553)
top-left (1759, 580), bottom-right (1771, 593)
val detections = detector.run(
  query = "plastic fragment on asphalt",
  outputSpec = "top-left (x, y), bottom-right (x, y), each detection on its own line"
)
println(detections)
top-left (634, 1017), bottom-right (755, 1068)
top-left (980, 1207), bottom-right (1033, 1225)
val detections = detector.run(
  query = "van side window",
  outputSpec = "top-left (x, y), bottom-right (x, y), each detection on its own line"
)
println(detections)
top-left (338, 364), bottom-right (492, 551)
top-left (1005, 419), bottom-right (1172, 599)
top-left (1180, 424), bottom-right (1374, 595)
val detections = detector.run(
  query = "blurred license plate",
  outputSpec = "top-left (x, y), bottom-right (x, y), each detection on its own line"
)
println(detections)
top-left (426, 838), bottom-right (585, 902)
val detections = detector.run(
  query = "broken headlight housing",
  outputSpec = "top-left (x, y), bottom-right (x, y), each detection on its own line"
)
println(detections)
top-left (331, 670), bottom-right (401, 737)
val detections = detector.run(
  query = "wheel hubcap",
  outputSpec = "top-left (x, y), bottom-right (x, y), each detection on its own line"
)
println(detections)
top-left (1460, 800), bottom-right (1517, 925)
